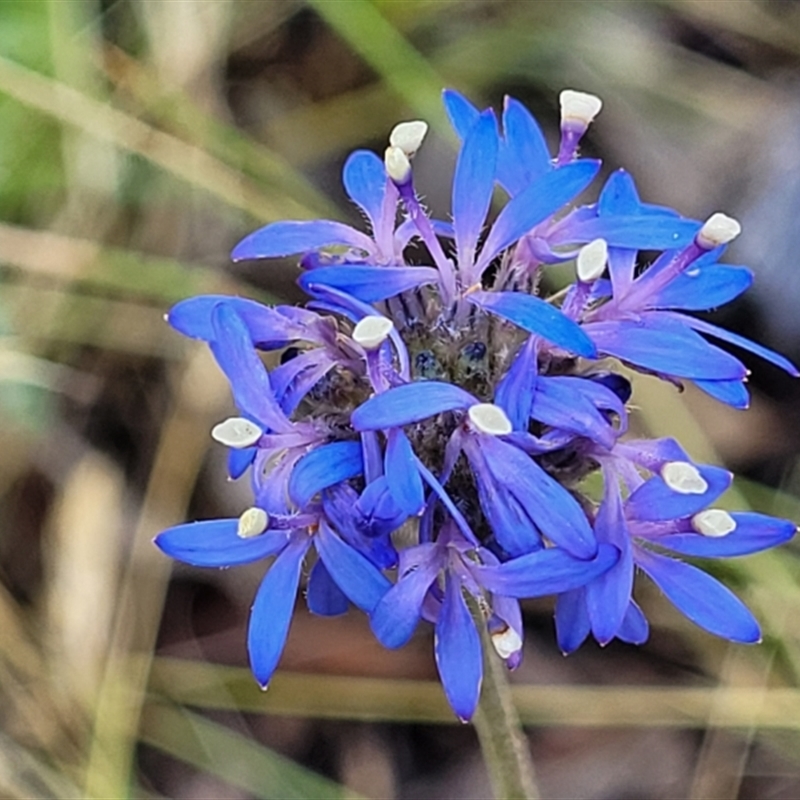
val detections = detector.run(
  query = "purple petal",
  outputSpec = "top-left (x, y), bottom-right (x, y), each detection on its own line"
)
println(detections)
top-left (657, 513), bottom-right (796, 558)
top-left (475, 159), bottom-right (600, 275)
top-left (385, 429), bottom-right (425, 516)
top-left (555, 588), bottom-right (590, 654)
top-left (649, 265), bottom-right (753, 311)
top-left (343, 149), bottom-right (387, 229)
top-left (616, 600), bottom-right (649, 645)
top-left (299, 265), bottom-right (439, 303)
top-left (351, 381), bottom-right (475, 430)
top-left (453, 109), bottom-right (499, 269)
top-left (306, 558), bottom-right (349, 616)
top-left (636, 549), bottom-right (761, 643)
top-left (626, 464), bottom-right (731, 522)
top-left (209, 304), bottom-right (293, 432)
top-left (232, 220), bottom-right (375, 261)
top-left (477, 544), bottom-right (619, 598)
top-left (248, 535), bottom-right (310, 686)
top-left (154, 519), bottom-right (290, 567)
top-left (315, 521), bottom-right (392, 612)
top-left (497, 96), bottom-right (551, 196)
top-left (287, 441), bottom-right (363, 508)
top-left (494, 336), bottom-right (538, 431)
top-left (271, 349), bottom-right (337, 415)
top-left (370, 543), bottom-right (441, 648)
top-left (469, 291), bottom-right (597, 357)
top-left (584, 316), bottom-right (747, 380)
top-left (435, 574), bottom-right (482, 722)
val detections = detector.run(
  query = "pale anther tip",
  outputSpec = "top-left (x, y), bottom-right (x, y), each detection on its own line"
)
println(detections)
top-left (237, 506), bottom-right (269, 539)
top-left (211, 417), bottom-right (262, 448)
top-left (560, 89), bottom-right (603, 125)
top-left (661, 461), bottom-right (709, 495)
top-left (468, 403), bottom-right (513, 436)
top-left (353, 315), bottom-right (394, 350)
top-left (576, 238), bottom-right (608, 282)
top-left (692, 509), bottom-right (736, 537)
top-left (697, 212), bottom-right (741, 249)
top-left (384, 145), bottom-right (411, 183)
top-left (389, 120), bottom-right (428, 157)
top-left (491, 626), bottom-right (522, 660)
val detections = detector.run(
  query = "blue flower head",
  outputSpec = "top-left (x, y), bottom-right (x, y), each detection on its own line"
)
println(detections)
top-left (155, 88), bottom-right (797, 721)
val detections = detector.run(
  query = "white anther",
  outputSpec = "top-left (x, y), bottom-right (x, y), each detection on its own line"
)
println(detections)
top-left (697, 213), bottom-right (741, 249)
top-left (491, 625), bottom-right (523, 660)
top-left (211, 417), bottom-right (262, 448)
top-left (389, 120), bottom-right (429, 157)
top-left (661, 461), bottom-right (708, 495)
top-left (576, 238), bottom-right (608, 282)
top-left (560, 89), bottom-right (603, 126)
top-left (384, 145), bottom-right (411, 183)
top-left (352, 315), bottom-right (394, 350)
top-left (468, 403), bottom-right (513, 436)
top-left (237, 507), bottom-right (269, 539)
top-left (692, 509), bottom-right (736, 537)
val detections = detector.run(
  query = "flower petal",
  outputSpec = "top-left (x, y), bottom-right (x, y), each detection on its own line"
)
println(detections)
top-left (248, 535), bottom-right (311, 686)
top-left (154, 519), bottom-right (290, 567)
top-left (649, 265), bottom-right (753, 311)
top-left (351, 381), bottom-right (475, 430)
top-left (616, 600), bottom-right (649, 645)
top-left (657, 513), bottom-right (796, 558)
top-left (693, 379), bottom-right (750, 409)
top-left (494, 336), bottom-right (538, 431)
top-left (636, 549), bottom-right (760, 643)
top-left (306, 558), bottom-right (349, 616)
top-left (343, 149), bottom-right (387, 229)
top-left (231, 220), bottom-right (375, 261)
top-left (288, 441), bottom-right (363, 508)
top-left (435, 574), bottom-right (482, 722)
top-left (497, 96), bottom-right (551, 196)
top-left (557, 215), bottom-right (700, 250)
top-left (299, 265), bottom-right (439, 303)
top-left (443, 89), bottom-right (480, 140)
top-left (555, 588), bottom-right (591, 655)
top-left (385, 429), bottom-right (425, 516)
top-left (469, 291), bottom-right (596, 357)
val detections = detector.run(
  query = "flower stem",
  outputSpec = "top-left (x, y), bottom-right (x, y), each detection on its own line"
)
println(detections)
top-left (471, 606), bottom-right (540, 799)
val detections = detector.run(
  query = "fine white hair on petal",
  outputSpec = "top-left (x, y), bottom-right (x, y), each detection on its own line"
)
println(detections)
top-left (577, 238), bottom-right (608, 282)
top-left (468, 403), bottom-right (513, 436)
top-left (697, 212), bottom-right (742, 249)
top-left (389, 120), bottom-right (429, 157)
top-left (237, 507), bottom-right (269, 539)
top-left (384, 145), bottom-right (411, 183)
top-left (353, 315), bottom-right (394, 350)
top-left (661, 461), bottom-right (709, 495)
top-left (559, 89), bottom-right (603, 126)
top-left (692, 509), bottom-right (737, 537)
top-left (491, 626), bottom-right (523, 660)
top-left (211, 417), bottom-right (262, 448)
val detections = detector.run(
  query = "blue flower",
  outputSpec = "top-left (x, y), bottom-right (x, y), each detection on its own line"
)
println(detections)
top-left (155, 86), bottom-right (797, 720)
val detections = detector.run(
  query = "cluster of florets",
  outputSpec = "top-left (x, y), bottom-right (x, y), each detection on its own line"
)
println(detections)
top-left (156, 89), bottom-right (798, 721)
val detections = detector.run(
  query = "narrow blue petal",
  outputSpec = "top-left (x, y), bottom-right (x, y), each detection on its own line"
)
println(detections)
top-left (231, 220), bottom-right (375, 261)
top-left (476, 159), bottom-right (601, 274)
top-left (385, 429), bottom-right (425, 516)
top-left (636, 549), bottom-right (761, 643)
top-left (584, 316), bottom-right (747, 380)
top-left (650, 265), bottom-right (753, 311)
top-left (616, 600), bottom-right (649, 645)
top-left (494, 336), bottom-right (537, 430)
top-left (475, 436), bottom-right (598, 558)
top-left (469, 291), bottom-right (597, 357)
top-left (435, 574), bottom-right (482, 721)
top-left (272, 350), bottom-right (336, 415)
top-left (597, 169), bottom-right (643, 215)
top-left (343, 150), bottom-right (387, 228)
top-left (315, 521), bottom-right (392, 612)
top-left (626, 465), bottom-right (731, 522)
top-left (228, 447), bottom-right (256, 480)
top-left (673, 313), bottom-right (800, 377)
top-left (442, 89), bottom-right (480, 140)
top-left (559, 215), bottom-right (700, 250)
top-left (351, 381), bottom-right (475, 430)
top-left (477, 544), bottom-right (619, 598)
top-left (299, 265), bottom-right (439, 303)
top-left (155, 519), bottom-right (290, 567)
top-left (555, 588), bottom-right (590, 654)
top-left (306, 558), bottom-right (349, 616)
top-left (288, 441), bottom-right (363, 508)
top-left (693, 379), bottom-right (750, 409)
top-left (657, 513), bottom-right (796, 558)
top-left (370, 544), bottom-right (441, 648)
top-left (497, 97), bottom-right (551, 196)
top-left (248, 536), bottom-right (310, 686)
top-left (453, 109), bottom-right (499, 269)
top-left (210, 304), bottom-right (293, 432)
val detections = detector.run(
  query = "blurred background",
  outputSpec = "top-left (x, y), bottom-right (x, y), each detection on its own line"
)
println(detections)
top-left (3, 1), bottom-right (800, 798)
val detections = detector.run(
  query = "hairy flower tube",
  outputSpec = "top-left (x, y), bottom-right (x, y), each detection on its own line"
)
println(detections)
top-left (155, 88), bottom-right (797, 721)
